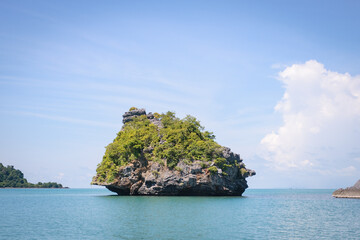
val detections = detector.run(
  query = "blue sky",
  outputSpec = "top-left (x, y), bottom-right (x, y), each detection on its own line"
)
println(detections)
top-left (1, 0), bottom-right (359, 188)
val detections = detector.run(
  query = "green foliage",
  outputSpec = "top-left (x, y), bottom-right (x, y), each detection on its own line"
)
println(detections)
top-left (234, 160), bottom-right (239, 167)
top-left (0, 163), bottom-right (63, 188)
top-left (207, 166), bottom-right (218, 175)
top-left (200, 162), bottom-right (208, 168)
top-left (96, 115), bottom-right (159, 183)
top-left (95, 111), bottom-right (225, 182)
top-left (174, 166), bottom-right (182, 172)
top-left (214, 157), bottom-right (232, 171)
top-left (240, 168), bottom-right (248, 176)
top-left (153, 112), bottom-right (160, 119)
top-left (214, 158), bottom-right (226, 169)
top-left (152, 170), bottom-right (159, 178)
top-left (129, 107), bottom-right (138, 111)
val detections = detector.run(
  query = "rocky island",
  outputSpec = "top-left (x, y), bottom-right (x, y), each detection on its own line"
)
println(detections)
top-left (333, 180), bottom-right (360, 199)
top-left (92, 108), bottom-right (255, 196)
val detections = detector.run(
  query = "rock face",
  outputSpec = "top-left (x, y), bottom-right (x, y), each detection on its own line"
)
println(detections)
top-left (122, 109), bottom-right (162, 127)
top-left (99, 157), bottom-right (255, 196)
top-left (93, 108), bottom-right (255, 196)
top-left (332, 180), bottom-right (360, 199)
top-left (122, 108), bottom-right (147, 124)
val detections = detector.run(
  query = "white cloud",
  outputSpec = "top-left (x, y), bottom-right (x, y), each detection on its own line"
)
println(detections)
top-left (336, 166), bottom-right (356, 176)
top-left (55, 172), bottom-right (64, 180)
top-left (261, 60), bottom-right (360, 172)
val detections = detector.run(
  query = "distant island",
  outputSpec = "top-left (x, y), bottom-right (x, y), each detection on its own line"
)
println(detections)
top-left (92, 107), bottom-right (255, 196)
top-left (333, 179), bottom-right (360, 199)
top-left (0, 163), bottom-right (65, 188)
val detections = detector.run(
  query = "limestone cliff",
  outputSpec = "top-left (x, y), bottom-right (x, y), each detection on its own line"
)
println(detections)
top-left (92, 108), bottom-right (255, 196)
top-left (333, 180), bottom-right (360, 199)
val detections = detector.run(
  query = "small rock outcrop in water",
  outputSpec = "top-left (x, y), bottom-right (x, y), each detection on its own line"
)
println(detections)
top-left (332, 180), bottom-right (360, 199)
top-left (92, 107), bottom-right (255, 196)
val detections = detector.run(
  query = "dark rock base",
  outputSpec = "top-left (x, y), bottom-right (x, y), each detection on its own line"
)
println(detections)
top-left (96, 160), bottom-right (252, 196)
top-left (106, 183), bottom-right (246, 196)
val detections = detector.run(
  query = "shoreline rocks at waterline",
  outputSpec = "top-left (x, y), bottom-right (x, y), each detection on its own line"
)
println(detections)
top-left (333, 180), bottom-right (360, 199)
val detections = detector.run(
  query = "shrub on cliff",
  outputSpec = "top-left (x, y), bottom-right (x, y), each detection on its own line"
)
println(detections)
top-left (207, 166), bottom-right (218, 175)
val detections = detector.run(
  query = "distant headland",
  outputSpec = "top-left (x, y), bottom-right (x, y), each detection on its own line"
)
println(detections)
top-left (0, 163), bottom-right (66, 188)
top-left (92, 107), bottom-right (255, 196)
top-left (333, 179), bottom-right (360, 199)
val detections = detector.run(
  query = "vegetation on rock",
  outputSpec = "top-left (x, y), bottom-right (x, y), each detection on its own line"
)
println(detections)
top-left (94, 110), bottom-right (232, 183)
top-left (207, 166), bottom-right (218, 175)
top-left (0, 163), bottom-right (63, 188)
top-left (92, 108), bottom-right (255, 196)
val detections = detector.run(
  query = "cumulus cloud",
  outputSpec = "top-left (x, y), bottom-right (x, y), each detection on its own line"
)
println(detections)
top-left (261, 60), bottom-right (360, 173)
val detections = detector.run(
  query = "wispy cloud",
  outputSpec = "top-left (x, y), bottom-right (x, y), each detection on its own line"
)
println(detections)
top-left (17, 111), bottom-right (120, 128)
top-left (54, 172), bottom-right (64, 180)
top-left (271, 63), bottom-right (288, 69)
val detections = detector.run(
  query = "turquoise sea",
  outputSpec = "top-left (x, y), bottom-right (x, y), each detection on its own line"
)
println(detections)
top-left (1, 189), bottom-right (359, 239)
